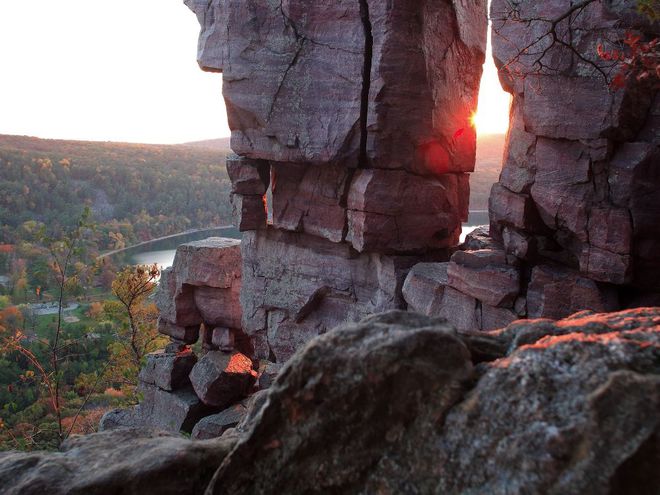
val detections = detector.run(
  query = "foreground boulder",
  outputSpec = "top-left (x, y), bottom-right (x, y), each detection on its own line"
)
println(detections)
top-left (208, 308), bottom-right (659, 494)
top-left (189, 351), bottom-right (256, 408)
top-left (2, 309), bottom-right (658, 494)
top-left (0, 429), bottom-right (237, 495)
top-left (208, 311), bottom-right (474, 494)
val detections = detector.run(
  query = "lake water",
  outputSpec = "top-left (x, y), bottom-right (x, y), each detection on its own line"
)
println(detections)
top-left (115, 227), bottom-right (241, 269)
top-left (124, 211), bottom-right (490, 270)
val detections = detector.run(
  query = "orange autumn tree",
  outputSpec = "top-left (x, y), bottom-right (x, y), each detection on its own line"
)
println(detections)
top-left (103, 264), bottom-right (166, 400)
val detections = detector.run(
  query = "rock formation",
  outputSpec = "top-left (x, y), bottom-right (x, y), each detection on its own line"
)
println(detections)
top-left (0, 429), bottom-right (237, 495)
top-left (106, 0), bottom-right (659, 437)
top-left (5, 309), bottom-right (659, 494)
top-left (101, 239), bottom-right (273, 434)
top-left (2, 1), bottom-right (659, 492)
top-left (402, 1), bottom-right (660, 328)
top-left (184, 0), bottom-right (488, 361)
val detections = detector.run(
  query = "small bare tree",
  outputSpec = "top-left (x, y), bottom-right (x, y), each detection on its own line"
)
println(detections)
top-left (0, 208), bottom-right (99, 447)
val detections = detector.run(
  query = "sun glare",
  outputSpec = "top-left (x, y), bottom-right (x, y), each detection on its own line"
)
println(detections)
top-left (472, 28), bottom-right (512, 136)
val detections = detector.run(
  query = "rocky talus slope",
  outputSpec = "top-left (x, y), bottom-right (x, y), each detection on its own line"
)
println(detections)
top-left (1, 309), bottom-right (658, 494)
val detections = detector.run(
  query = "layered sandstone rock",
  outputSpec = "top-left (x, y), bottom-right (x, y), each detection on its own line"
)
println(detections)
top-left (404, 1), bottom-right (659, 329)
top-left (103, 238), bottom-right (253, 435)
top-left (181, 0), bottom-right (487, 360)
top-left (185, 0), bottom-right (486, 176)
top-left (239, 227), bottom-right (434, 361)
top-left (156, 237), bottom-right (242, 333)
top-left (189, 351), bottom-right (256, 408)
top-left (487, 0), bottom-right (660, 300)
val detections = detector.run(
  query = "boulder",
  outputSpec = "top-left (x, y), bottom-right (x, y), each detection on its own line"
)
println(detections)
top-left (346, 169), bottom-right (465, 252)
top-left (0, 429), bottom-right (236, 495)
top-left (137, 384), bottom-right (216, 434)
top-left (6, 310), bottom-right (660, 494)
top-left (433, 311), bottom-right (660, 494)
top-left (207, 311), bottom-right (474, 494)
top-left (191, 403), bottom-right (248, 440)
top-left (447, 249), bottom-right (520, 308)
top-left (138, 349), bottom-right (197, 391)
top-left (155, 238), bottom-right (243, 334)
top-left (527, 264), bottom-right (619, 319)
top-left (206, 309), bottom-right (660, 493)
top-left (401, 262), bottom-right (449, 316)
top-left (225, 154), bottom-right (270, 195)
top-left (230, 193), bottom-right (267, 232)
top-left (190, 351), bottom-right (257, 409)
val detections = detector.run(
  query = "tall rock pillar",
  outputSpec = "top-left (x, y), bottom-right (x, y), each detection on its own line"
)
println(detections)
top-left (186, 0), bottom-right (488, 360)
top-left (489, 0), bottom-right (659, 313)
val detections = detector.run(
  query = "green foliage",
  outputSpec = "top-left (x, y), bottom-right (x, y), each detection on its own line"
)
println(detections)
top-left (638, 0), bottom-right (659, 21)
top-left (0, 134), bottom-right (232, 248)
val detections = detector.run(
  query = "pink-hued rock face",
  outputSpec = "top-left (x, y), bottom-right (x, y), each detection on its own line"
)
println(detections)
top-left (488, 0), bottom-right (660, 298)
top-left (185, 0), bottom-right (486, 175)
top-left (155, 238), bottom-right (242, 340)
top-left (364, 0), bottom-right (486, 175)
top-left (189, 351), bottom-right (256, 408)
top-left (271, 162), bottom-right (350, 244)
top-left (178, 0), bottom-right (487, 359)
top-left (187, 0), bottom-right (365, 164)
top-left (239, 227), bottom-right (430, 361)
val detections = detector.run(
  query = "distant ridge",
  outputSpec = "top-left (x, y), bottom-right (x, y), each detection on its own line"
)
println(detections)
top-left (183, 137), bottom-right (232, 151)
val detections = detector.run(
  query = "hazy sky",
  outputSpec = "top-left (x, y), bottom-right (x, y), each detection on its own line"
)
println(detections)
top-left (0, 1), bottom-right (509, 144)
top-left (473, 28), bottom-right (511, 135)
top-left (0, 0), bottom-right (229, 144)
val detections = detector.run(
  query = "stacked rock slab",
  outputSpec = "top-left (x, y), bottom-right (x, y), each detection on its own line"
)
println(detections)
top-left (404, 2), bottom-right (659, 329)
top-left (102, 238), bottom-right (264, 435)
top-left (185, 0), bottom-right (488, 361)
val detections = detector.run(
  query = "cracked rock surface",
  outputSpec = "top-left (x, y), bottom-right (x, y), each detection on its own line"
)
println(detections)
top-left (206, 308), bottom-right (660, 494)
top-left (3, 309), bottom-right (659, 494)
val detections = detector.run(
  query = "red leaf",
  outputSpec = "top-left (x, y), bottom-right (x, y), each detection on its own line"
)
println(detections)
top-left (611, 72), bottom-right (627, 89)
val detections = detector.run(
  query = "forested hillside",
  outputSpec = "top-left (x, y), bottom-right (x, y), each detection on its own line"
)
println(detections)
top-left (0, 135), bottom-right (232, 249)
